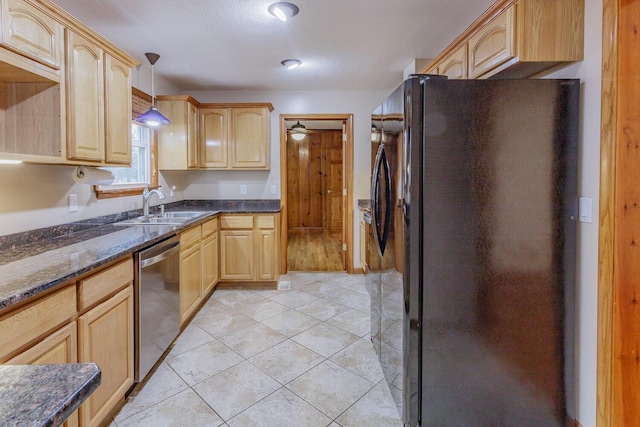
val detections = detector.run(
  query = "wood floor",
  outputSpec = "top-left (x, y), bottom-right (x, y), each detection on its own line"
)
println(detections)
top-left (287, 228), bottom-right (344, 271)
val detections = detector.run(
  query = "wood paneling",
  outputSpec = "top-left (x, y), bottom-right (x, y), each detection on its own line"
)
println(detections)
top-left (598, 0), bottom-right (640, 425)
top-left (287, 129), bottom-right (342, 229)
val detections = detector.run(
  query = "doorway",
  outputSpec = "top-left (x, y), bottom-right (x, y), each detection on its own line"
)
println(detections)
top-left (279, 114), bottom-right (354, 274)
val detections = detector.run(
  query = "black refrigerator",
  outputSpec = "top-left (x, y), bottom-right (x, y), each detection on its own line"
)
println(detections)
top-left (367, 75), bottom-right (579, 426)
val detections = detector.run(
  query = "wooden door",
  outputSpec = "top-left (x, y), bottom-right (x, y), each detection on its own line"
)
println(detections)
top-left (324, 130), bottom-right (343, 231)
top-left (78, 286), bottom-right (134, 427)
top-left (66, 30), bottom-right (104, 162)
top-left (200, 108), bottom-right (229, 168)
top-left (104, 54), bottom-right (131, 164)
top-left (220, 230), bottom-right (254, 280)
top-left (287, 131), bottom-right (323, 228)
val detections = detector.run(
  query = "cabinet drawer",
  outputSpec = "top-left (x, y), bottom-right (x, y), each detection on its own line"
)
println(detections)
top-left (180, 225), bottom-right (202, 248)
top-left (0, 284), bottom-right (76, 362)
top-left (221, 215), bottom-right (253, 229)
top-left (257, 215), bottom-right (275, 229)
top-left (78, 258), bottom-right (133, 312)
top-left (202, 217), bottom-right (218, 236)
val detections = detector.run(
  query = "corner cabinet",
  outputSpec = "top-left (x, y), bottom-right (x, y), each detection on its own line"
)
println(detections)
top-left (0, 0), bottom-right (137, 165)
top-left (220, 213), bottom-right (280, 283)
top-left (421, 0), bottom-right (584, 79)
top-left (157, 101), bottom-right (273, 171)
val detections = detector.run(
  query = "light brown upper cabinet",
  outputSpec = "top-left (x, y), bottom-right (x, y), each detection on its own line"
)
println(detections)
top-left (0, 0), bottom-right (63, 68)
top-left (66, 30), bottom-right (132, 165)
top-left (0, 0), bottom-right (137, 165)
top-left (156, 95), bottom-right (199, 170)
top-left (437, 44), bottom-right (468, 80)
top-left (421, 0), bottom-right (584, 79)
top-left (157, 100), bottom-right (273, 170)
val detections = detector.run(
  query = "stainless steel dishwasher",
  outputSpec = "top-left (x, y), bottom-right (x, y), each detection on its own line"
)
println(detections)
top-left (134, 235), bottom-right (181, 382)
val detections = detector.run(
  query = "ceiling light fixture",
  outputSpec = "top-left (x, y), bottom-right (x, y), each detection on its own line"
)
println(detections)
top-left (290, 121), bottom-right (306, 141)
top-left (281, 59), bottom-right (302, 70)
top-left (136, 52), bottom-right (171, 127)
top-left (268, 2), bottom-right (299, 21)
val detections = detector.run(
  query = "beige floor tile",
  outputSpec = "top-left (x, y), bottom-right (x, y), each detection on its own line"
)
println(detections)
top-left (193, 308), bottom-right (257, 339)
top-left (336, 384), bottom-right (402, 426)
top-left (117, 388), bottom-right (224, 427)
top-left (227, 388), bottom-right (332, 427)
top-left (214, 290), bottom-right (269, 309)
top-left (219, 323), bottom-right (287, 358)
top-left (260, 309), bottom-right (320, 337)
top-left (291, 322), bottom-right (359, 357)
top-left (166, 340), bottom-right (243, 386)
top-left (266, 289), bottom-right (318, 308)
top-left (249, 340), bottom-right (325, 384)
top-left (193, 361), bottom-right (281, 420)
top-left (297, 279), bottom-right (347, 298)
top-left (115, 363), bottom-right (188, 422)
top-left (286, 360), bottom-right (374, 419)
top-left (295, 297), bottom-right (351, 321)
top-left (169, 323), bottom-right (215, 356)
top-left (327, 308), bottom-right (371, 337)
top-left (330, 338), bottom-right (385, 384)
top-left (327, 288), bottom-right (370, 310)
top-left (234, 297), bottom-right (290, 321)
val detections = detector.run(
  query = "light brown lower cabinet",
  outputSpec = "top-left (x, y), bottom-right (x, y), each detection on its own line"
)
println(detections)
top-left (180, 228), bottom-right (203, 325)
top-left (7, 321), bottom-right (79, 427)
top-left (201, 217), bottom-right (219, 296)
top-left (220, 214), bottom-right (279, 282)
top-left (78, 285), bottom-right (133, 427)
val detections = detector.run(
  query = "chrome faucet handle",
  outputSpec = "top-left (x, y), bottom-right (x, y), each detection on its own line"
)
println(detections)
top-left (143, 184), bottom-right (151, 196)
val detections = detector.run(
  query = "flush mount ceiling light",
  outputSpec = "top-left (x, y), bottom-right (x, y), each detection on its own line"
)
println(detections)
top-left (268, 2), bottom-right (299, 21)
top-left (136, 52), bottom-right (171, 128)
top-left (289, 121), bottom-right (306, 141)
top-left (281, 59), bottom-right (302, 70)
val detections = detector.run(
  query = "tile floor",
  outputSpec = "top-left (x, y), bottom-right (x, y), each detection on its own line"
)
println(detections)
top-left (110, 272), bottom-right (403, 427)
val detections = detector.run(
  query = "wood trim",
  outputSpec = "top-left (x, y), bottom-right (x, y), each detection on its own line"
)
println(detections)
top-left (132, 86), bottom-right (152, 103)
top-left (199, 102), bottom-right (274, 112)
top-left (155, 94), bottom-right (200, 106)
top-left (597, 0), bottom-right (617, 424)
top-left (279, 113), bottom-right (354, 274)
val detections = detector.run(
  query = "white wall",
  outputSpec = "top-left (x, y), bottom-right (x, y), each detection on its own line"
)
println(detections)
top-left (188, 88), bottom-right (390, 268)
top-left (545, 0), bottom-right (601, 425)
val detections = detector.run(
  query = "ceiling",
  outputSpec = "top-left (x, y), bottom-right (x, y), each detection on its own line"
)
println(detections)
top-left (49, 0), bottom-right (495, 92)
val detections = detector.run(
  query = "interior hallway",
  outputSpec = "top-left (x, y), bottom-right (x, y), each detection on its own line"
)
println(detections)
top-left (110, 272), bottom-right (401, 426)
top-left (287, 229), bottom-right (344, 271)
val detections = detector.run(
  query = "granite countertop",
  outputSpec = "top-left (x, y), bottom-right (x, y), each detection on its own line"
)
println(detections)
top-left (0, 363), bottom-right (101, 427)
top-left (0, 200), bottom-right (280, 312)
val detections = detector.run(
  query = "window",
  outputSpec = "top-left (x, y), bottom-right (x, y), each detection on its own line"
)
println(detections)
top-left (95, 88), bottom-right (159, 199)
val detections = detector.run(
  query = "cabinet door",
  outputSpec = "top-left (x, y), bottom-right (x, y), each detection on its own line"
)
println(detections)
top-left (439, 44), bottom-right (468, 79)
top-left (66, 30), bottom-right (105, 162)
top-left (468, 4), bottom-right (515, 78)
top-left (7, 321), bottom-right (79, 427)
top-left (220, 230), bottom-right (254, 280)
top-left (0, 0), bottom-right (63, 68)
top-left (104, 54), bottom-right (131, 164)
top-left (78, 286), bottom-right (133, 427)
top-left (180, 243), bottom-right (202, 324)
top-left (200, 108), bottom-right (229, 168)
top-left (256, 228), bottom-right (277, 281)
top-left (201, 231), bottom-right (219, 296)
top-left (230, 107), bottom-right (269, 169)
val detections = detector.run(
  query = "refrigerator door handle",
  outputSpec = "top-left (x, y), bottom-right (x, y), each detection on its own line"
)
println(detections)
top-left (371, 144), bottom-right (391, 257)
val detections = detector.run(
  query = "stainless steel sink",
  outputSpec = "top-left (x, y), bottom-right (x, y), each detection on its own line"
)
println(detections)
top-left (114, 211), bottom-right (209, 226)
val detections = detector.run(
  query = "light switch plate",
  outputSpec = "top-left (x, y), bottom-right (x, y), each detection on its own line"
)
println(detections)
top-left (68, 194), bottom-right (78, 212)
top-left (579, 197), bottom-right (592, 223)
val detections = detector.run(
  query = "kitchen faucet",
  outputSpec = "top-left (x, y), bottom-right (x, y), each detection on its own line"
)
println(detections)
top-left (142, 185), bottom-right (166, 217)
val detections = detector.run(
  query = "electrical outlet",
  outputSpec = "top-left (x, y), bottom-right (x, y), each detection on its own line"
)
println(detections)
top-left (240, 184), bottom-right (247, 195)
top-left (68, 194), bottom-right (78, 212)
top-left (270, 184), bottom-right (277, 195)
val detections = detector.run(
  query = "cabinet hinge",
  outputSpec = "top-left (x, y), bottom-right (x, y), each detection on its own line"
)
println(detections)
top-left (342, 189), bottom-right (347, 196)
top-left (342, 133), bottom-right (347, 142)
top-left (342, 243), bottom-right (347, 251)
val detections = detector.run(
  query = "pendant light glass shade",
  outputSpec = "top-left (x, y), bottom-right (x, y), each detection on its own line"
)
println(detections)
top-left (290, 121), bottom-right (306, 140)
top-left (137, 52), bottom-right (170, 127)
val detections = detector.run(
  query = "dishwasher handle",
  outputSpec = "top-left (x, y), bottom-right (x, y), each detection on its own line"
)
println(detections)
top-left (140, 240), bottom-right (180, 268)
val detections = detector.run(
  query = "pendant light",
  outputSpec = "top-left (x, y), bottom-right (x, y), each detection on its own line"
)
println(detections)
top-left (290, 121), bottom-right (306, 141)
top-left (136, 52), bottom-right (170, 127)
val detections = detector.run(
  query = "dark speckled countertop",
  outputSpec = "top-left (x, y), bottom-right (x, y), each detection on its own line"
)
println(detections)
top-left (0, 363), bottom-right (101, 427)
top-left (0, 199), bottom-right (280, 311)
